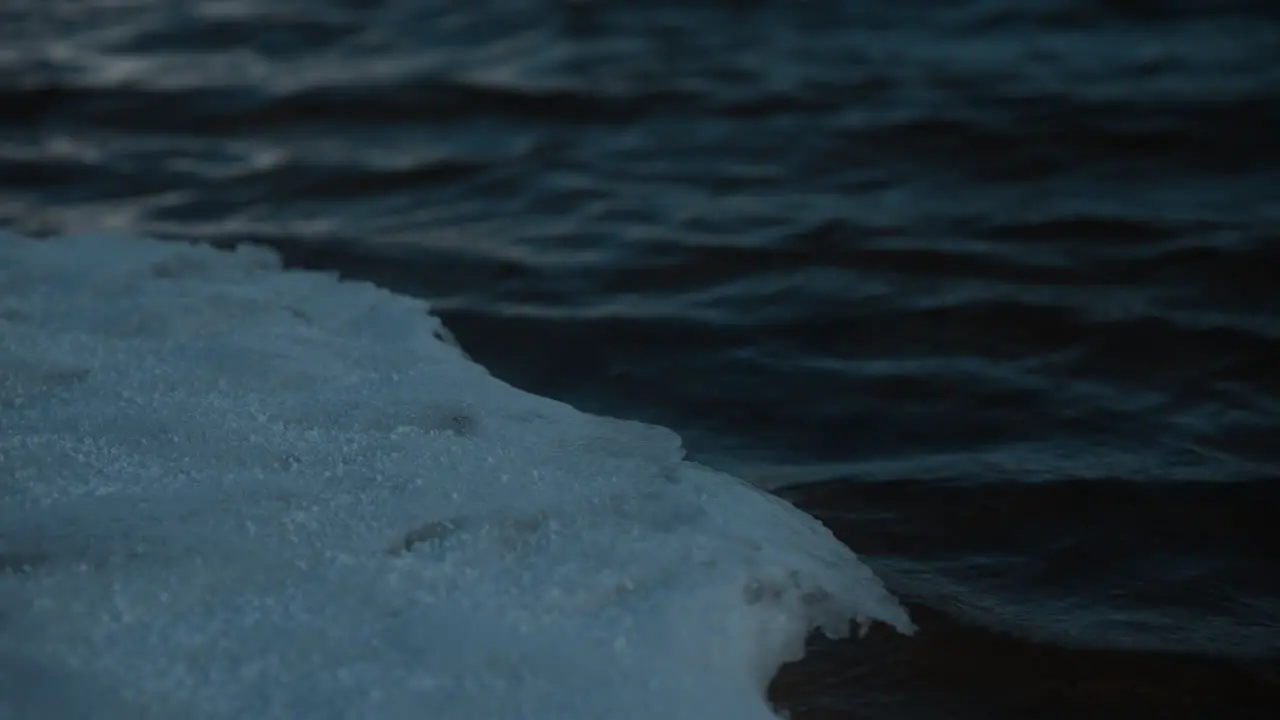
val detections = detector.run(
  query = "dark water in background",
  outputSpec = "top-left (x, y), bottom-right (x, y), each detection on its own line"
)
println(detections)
top-left (3, 0), bottom-right (1280, 716)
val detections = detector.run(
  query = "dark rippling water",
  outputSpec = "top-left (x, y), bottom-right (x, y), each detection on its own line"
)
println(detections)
top-left (4, 0), bottom-right (1280, 717)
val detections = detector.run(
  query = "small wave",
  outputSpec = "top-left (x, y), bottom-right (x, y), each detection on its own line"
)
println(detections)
top-left (785, 476), bottom-right (1280, 660)
top-left (772, 603), bottom-right (1280, 720)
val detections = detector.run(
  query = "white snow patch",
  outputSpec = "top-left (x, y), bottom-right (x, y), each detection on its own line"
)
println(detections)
top-left (0, 231), bottom-right (912, 720)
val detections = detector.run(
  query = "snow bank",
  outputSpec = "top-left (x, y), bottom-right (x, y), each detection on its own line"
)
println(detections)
top-left (0, 231), bottom-right (912, 720)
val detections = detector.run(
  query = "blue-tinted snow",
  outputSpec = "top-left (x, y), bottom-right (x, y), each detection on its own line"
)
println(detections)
top-left (0, 231), bottom-right (912, 720)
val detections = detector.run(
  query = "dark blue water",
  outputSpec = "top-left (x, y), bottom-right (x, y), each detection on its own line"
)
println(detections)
top-left (3, 0), bottom-right (1279, 716)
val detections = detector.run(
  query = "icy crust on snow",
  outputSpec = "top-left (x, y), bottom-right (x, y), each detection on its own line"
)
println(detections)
top-left (0, 231), bottom-right (913, 720)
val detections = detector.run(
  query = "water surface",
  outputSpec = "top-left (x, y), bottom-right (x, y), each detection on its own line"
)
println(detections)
top-left (2, 0), bottom-right (1278, 716)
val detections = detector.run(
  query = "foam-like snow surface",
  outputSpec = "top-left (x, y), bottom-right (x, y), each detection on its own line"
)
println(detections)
top-left (0, 231), bottom-right (912, 720)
